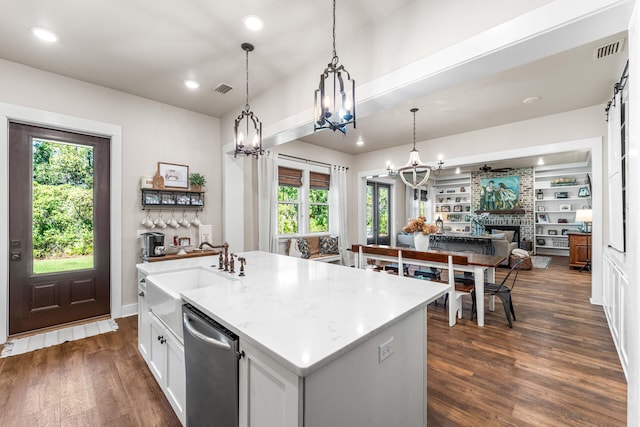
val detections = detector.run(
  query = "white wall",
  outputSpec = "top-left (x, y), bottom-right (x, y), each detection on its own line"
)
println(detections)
top-left (625, 2), bottom-right (639, 424)
top-left (0, 59), bottom-right (221, 332)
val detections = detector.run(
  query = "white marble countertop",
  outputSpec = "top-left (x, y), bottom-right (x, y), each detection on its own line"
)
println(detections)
top-left (177, 251), bottom-right (448, 376)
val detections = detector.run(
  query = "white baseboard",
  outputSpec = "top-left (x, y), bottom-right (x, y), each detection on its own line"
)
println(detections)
top-left (120, 303), bottom-right (138, 318)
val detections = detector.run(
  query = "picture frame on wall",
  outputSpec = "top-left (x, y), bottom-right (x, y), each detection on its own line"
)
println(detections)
top-left (554, 191), bottom-right (568, 199)
top-left (559, 204), bottom-right (571, 211)
top-left (561, 229), bottom-right (569, 235)
top-left (548, 229), bottom-right (558, 235)
top-left (440, 205), bottom-right (451, 212)
top-left (538, 206), bottom-right (545, 212)
top-left (158, 162), bottom-right (189, 189)
top-left (537, 213), bottom-right (549, 223)
top-left (453, 205), bottom-right (463, 212)
top-left (536, 238), bottom-right (546, 246)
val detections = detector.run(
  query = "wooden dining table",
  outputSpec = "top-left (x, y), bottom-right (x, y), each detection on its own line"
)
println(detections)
top-left (351, 244), bottom-right (506, 327)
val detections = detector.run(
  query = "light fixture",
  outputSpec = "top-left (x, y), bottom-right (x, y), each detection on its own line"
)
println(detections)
top-left (314, 0), bottom-right (355, 135)
top-left (356, 138), bottom-right (364, 146)
top-left (32, 27), bottom-right (58, 43)
top-left (386, 108), bottom-right (443, 189)
top-left (243, 15), bottom-right (263, 31)
top-left (455, 167), bottom-right (461, 174)
top-left (523, 96), bottom-right (541, 104)
top-left (234, 43), bottom-right (263, 158)
top-left (184, 80), bottom-right (200, 89)
top-left (537, 157), bottom-right (544, 165)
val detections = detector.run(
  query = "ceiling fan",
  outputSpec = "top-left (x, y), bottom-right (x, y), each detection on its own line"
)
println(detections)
top-left (478, 163), bottom-right (512, 173)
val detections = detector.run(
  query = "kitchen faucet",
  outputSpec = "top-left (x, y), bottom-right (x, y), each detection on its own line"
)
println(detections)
top-left (199, 241), bottom-right (229, 271)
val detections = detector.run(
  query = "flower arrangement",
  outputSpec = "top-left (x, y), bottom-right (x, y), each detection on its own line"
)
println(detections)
top-left (403, 216), bottom-right (437, 235)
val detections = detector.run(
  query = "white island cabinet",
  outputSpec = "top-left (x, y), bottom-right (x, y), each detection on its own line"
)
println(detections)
top-left (181, 251), bottom-right (448, 427)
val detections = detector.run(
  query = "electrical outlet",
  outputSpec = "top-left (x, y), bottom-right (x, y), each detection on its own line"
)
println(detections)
top-left (378, 337), bottom-right (394, 363)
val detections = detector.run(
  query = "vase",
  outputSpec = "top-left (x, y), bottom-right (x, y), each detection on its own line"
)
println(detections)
top-left (414, 232), bottom-right (430, 251)
top-left (472, 222), bottom-right (485, 236)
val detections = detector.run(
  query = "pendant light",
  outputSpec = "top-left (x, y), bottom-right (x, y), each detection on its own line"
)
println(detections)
top-left (386, 108), bottom-right (443, 189)
top-left (314, 0), bottom-right (356, 135)
top-left (234, 43), bottom-right (263, 158)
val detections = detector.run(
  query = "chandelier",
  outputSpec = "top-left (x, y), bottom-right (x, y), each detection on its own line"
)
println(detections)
top-left (313, 0), bottom-right (355, 135)
top-left (386, 108), bottom-right (443, 188)
top-left (234, 42), bottom-right (263, 158)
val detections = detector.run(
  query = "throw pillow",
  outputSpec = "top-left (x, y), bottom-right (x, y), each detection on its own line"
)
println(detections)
top-left (297, 237), bottom-right (311, 259)
top-left (320, 236), bottom-right (339, 254)
top-left (492, 229), bottom-right (515, 242)
top-left (288, 238), bottom-right (303, 258)
top-left (490, 233), bottom-right (506, 241)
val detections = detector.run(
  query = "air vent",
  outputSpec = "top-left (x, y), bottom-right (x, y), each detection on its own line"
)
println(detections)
top-left (593, 39), bottom-right (625, 60)
top-left (214, 83), bottom-right (233, 94)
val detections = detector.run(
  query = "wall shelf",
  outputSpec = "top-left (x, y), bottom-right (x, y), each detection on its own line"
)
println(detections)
top-left (141, 188), bottom-right (205, 210)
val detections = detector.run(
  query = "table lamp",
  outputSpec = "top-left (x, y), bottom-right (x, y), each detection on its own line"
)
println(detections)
top-left (575, 209), bottom-right (592, 272)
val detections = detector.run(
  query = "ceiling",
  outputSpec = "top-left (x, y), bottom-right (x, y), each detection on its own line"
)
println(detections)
top-left (0, 0), bottom-right (631, 168)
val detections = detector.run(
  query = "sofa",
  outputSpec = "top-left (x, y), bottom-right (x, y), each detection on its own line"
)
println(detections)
top-left (485, 226), bottom-right (520, 267)
top-left (287, 235), bottom-right (341, 263)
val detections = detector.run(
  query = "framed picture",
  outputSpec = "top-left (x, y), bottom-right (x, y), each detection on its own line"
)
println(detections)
top-left (554, 191), bottom-right (568, 199)
top-left (441, 205), bottom-right (451, 212)
top-left (455, 197), bottom-right (461, 203)
top-left (538, 206), bottom-right (545, 212)
top-left (179, 237), bottom-right (191, 246)
top-left (537, 213), bottom-right (549, 223)
top-left (453, 205), bottom-right (463, 212)
top-left (548, 229), bottom-right (558, 235)
top-left (559, 204), bottom-right (571, 211)
top-left (158, 162), bottom-right (189, 189)
top-left (479, 175), bottom-right (520, 211)
top-left (536, 238), bottom-right (546, 246)
top-left (561, 229), bottom-right (569, 235)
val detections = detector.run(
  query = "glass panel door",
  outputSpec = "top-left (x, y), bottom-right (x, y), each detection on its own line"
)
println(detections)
top-left (366, 181), bottom-right (391, 245)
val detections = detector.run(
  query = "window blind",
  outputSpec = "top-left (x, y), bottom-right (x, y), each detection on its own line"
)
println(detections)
top-left (310, 172), bottom-right (330, 190)
top-left (278, 167), bottom-right (302, 187)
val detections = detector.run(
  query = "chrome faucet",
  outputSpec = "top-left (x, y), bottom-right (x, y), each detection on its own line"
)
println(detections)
top-left (199, 241), bottom-right (230, 271)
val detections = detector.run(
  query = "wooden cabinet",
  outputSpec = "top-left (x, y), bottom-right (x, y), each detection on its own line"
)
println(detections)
top-left (568, 232), bottom-right (592, 269)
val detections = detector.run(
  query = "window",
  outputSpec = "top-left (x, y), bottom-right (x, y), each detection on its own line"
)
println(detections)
top-left (309, 172), bottom-right (329, 232)
top-left (277, 165), bottom-right (330, 235)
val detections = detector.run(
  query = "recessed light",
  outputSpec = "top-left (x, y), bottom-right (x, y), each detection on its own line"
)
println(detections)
top-left (184, 80), bottom-right (200, 89)
top-left (356, 139), bottom-right (364, 146)
top-left (537, 157), bottom-right (544, 165)
top-left (455, 167), bottom-right (461, 174)
top-left (523, 96), bottom-right (541, 104)
top-left (243, 15), bottom-right (264, 31)
top-left (32, 27), bottom-right (58, 43)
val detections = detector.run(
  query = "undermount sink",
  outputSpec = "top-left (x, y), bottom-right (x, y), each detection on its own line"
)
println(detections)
top-left (146, 267), bottom-right (238, 341)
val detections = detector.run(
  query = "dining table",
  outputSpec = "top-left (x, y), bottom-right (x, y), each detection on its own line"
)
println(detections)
top-left (351, 244), bottom-right (506, 327)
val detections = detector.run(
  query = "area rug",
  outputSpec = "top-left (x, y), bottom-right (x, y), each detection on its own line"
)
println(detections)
top-left (531, 256), bottom-right (552, 269)
top-left (1, 319), bottom-right (118, 358)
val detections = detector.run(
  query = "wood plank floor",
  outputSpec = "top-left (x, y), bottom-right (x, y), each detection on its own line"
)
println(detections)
top-left (0, 256), bottom-right (626, 426)
top-left (0, 316), bottom-right (181, 427)
top-left (427, 256), bottom-right (627, 426)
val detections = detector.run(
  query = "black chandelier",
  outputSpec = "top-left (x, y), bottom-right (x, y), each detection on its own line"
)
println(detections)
top-left (234, 42), bottom-right (263, 158)
top-left (386, 108), bottom-right (443, 189)
top-left (314, 0), bottom-right (355, 135)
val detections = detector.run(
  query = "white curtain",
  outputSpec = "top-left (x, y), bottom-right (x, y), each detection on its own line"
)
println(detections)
top-left (258, 151), bottom-right (279, 253)
top-left (329, 165), bottom-right (349, 265)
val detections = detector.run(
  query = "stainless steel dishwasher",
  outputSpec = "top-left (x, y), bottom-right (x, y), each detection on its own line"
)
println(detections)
top-left (182, 303), bottom-right (241, 427)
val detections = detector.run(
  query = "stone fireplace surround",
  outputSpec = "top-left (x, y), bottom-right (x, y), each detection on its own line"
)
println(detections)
top-left (471, 167), bottom-right (534, 244)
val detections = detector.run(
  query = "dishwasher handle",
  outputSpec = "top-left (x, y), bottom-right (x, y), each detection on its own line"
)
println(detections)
top-left (183, 313), bottom-right (232, 351)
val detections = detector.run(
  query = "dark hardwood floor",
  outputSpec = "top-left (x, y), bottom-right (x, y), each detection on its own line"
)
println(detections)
top-left (0, 256), bottom-right (626, 426)
top-left (427, 256), bottom-right (627, 426)
top-left (0, 316), bottom-right (181, 427)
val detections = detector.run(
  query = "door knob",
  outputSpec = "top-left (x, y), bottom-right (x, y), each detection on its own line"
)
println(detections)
top-left (10, 253), bottom-right (21, 261)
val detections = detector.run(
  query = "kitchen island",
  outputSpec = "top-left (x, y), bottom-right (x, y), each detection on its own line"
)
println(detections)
top-left (177, 251), bottom-right (448, 427)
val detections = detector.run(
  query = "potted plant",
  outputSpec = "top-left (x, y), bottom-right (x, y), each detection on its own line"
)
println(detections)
top-left (189, 172), bottom-right (206, 192)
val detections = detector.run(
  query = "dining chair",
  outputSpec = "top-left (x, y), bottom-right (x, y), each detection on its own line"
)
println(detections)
top-left (471, 258), bottom-right (524, 328)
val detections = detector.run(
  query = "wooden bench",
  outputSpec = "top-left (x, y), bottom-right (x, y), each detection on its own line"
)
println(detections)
top-left (352, 244), bottom-right (472, 326)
